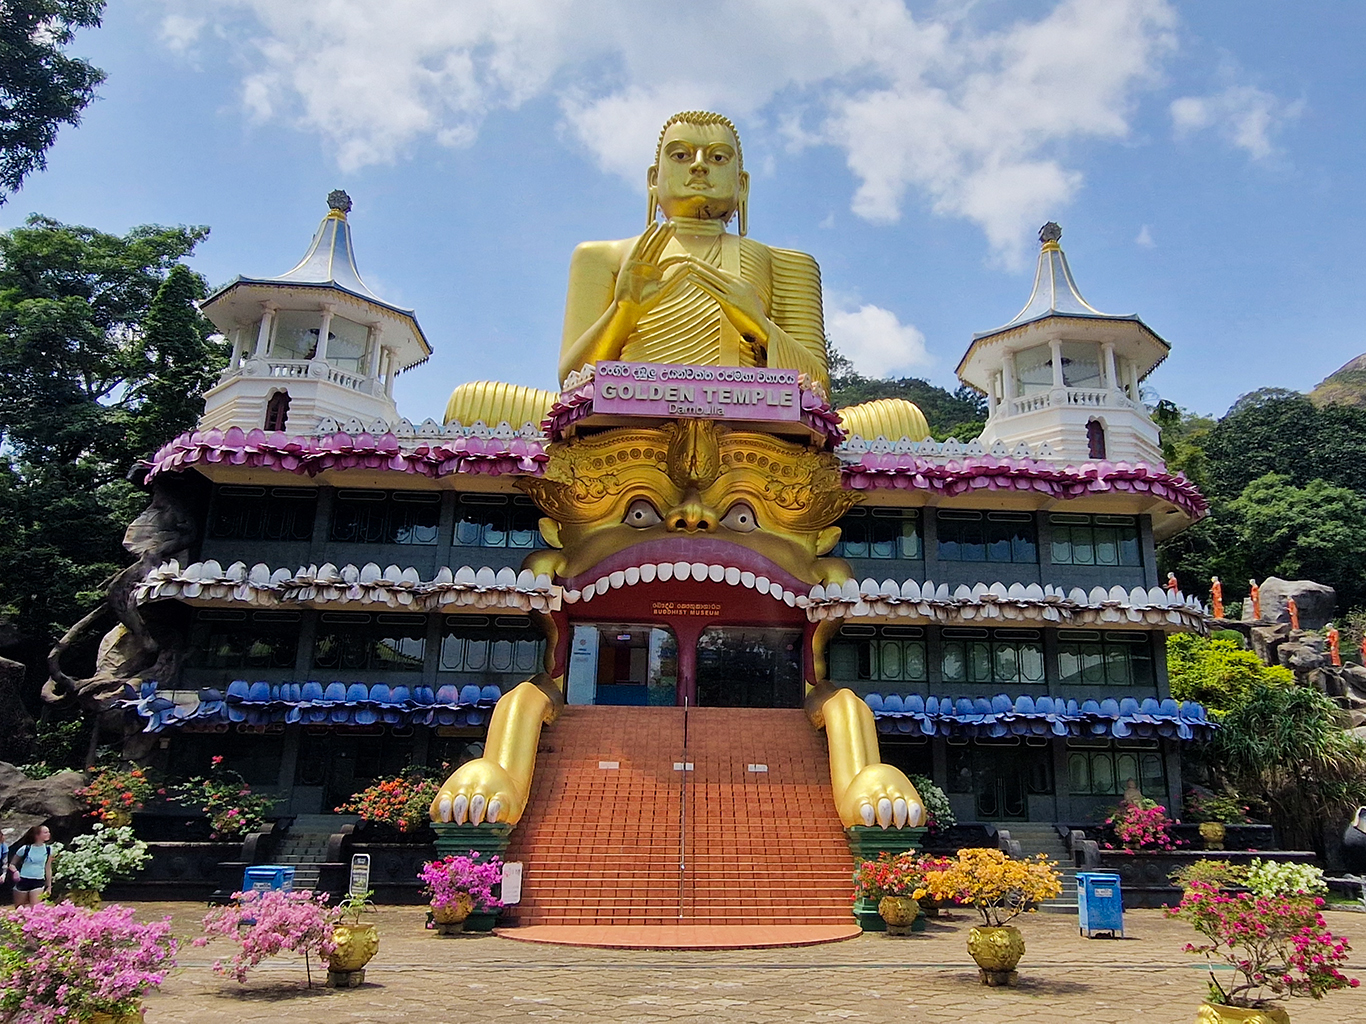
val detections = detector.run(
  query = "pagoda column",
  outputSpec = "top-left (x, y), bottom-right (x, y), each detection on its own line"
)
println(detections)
top-left (1126, 358), bottom-right (1140, 401)
top-left (1102, 342), bottom-right (1118, 392)
top-left (315, 304), bottom-right (335, 362)
top-left (252, 304), bottom-right (276, 358)
top-left (366, 324), bottom-right (384, 379)
top-left (1048, 338), bottom-right (1064, 389)
top-left (987, 371), bottom-right (999, 415)
top-left (1002, 353), bottom-right (1017, 412)
top-left (383, 347), bottom-right (397, 397)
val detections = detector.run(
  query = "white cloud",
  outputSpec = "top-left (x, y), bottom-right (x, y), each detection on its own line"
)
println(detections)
top-left (1170, 85), bottom-right (1303, 160)
top-left (1135, 224), bottom-right (1155, 248)
top-left (825, 297), bottom-right (932, 379)
top-left (151, 0), bottom-right (1182, 261)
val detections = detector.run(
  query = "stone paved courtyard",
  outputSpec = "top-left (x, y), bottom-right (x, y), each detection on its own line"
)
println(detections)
top-left (126, 903), bottom-right (1365, 1024)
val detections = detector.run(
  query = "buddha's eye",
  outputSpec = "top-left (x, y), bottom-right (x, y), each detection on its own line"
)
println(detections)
top-left (624, 499), bottom-right (662, 529)
top-left (720, 502), bottom-right (758, 533)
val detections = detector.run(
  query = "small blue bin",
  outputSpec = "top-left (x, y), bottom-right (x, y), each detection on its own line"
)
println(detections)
top-left (1077, 871), bottom-right (1123, 937)
top-left (242, 864), bottom-right (295, 895)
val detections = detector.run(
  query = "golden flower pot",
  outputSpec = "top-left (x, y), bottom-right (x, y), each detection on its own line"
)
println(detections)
top-left (65, 889), bottom-right (102, 910)
top-left (431, 893), bottom-right (474, 934)
top-left (877, 896), bottom-right (919, 936)
top-left (327, 923), bottom-right (379, 973)
top-left (1198, 822), bottom-right (1227, 850)
top-left (967, 925), bottom-right (1025, 986)
top-left (105, 811), bottom-right (133, 828)
top-left (1195, 1004), bottom-right (1290, 1024)
top-left (83, 1010), bottom-right (144, 1024)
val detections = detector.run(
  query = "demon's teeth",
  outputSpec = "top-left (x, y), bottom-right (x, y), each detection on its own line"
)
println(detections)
top-left (768, 580), bottom-right (783, 598)
top-left (782, 589), bottom-right (797, 607)
top-left (582, 583), bottom-right (596, 601)
top-left (564, 590), bottom-right (581, 603)
top-left (755, 575), bottom-right (770, 594)
top-left (740, 571), bottom-right (755, 589)
top-left (690, 562), bottom-right (708, 582)
top-left (724, 566), bottom-right (741, 586)
top-left (624, 566), bottom-right (640, 586)
top-left (674, 560), bottom-right (692, 581)
top-left (707, 564), bottom-right (725, 583)
top-left (639, 563), bottom-right (657, 584)
top-left (596, 576), bottom-right (611, 594)
top-left (608, 570), bottom-right (625, 589)
top-left (657, 562), bottom-right (674, 582)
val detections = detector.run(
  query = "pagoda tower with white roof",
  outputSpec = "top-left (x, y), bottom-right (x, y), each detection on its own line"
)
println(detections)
top-left (958, 223), bottom-right (1167, 465)
top-left (196, 190), bottom-right (431, 435)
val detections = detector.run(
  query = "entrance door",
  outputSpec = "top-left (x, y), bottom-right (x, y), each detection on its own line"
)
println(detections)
top-left (949, 742), bottom-right (1053, 821)
top-left (695, 627), bottom-right (803, 708)
top-left (566, 623), bottom-right (678, 706)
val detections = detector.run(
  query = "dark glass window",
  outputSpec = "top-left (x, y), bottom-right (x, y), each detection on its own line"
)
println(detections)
top-left (828, 626), bottom-right (927, 682)
top-left (1067, 741), bottom-right (1165, 797)
top-left (1087, 419), bottom-right (1107, 459)
top-left (264, 390), bottom-right (291, 432)
top-left (313, 613), bottom-right (427, 672)
top-left (330, 490), bottom-right (440, 545)
top-left (454, 495), bottom-right (544, 549)
top-left (1049, 514), bottom-right (1141, 567)
top-left (190, 609), bottom-right (301, 670)
top-left (1057, 630), bottom-right (1154, 688)
top-left (439, 615), bottom-right (545, 675)
top-left (209, 486), bottom-right (317, 542)
top-left (833, 508), bottom-right (921, 560)
top-left (940, 628), bottom-right (1044, 685)
top-left (936, 510), bottom-right (1037, 563)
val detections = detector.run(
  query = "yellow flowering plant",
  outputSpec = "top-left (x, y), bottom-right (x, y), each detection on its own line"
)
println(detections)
top-left (920, 848), bottom-right (1062, 927)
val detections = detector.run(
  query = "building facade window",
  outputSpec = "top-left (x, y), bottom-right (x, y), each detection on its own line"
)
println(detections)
top-left (1049, 513), bottom-right (1141, 567)
top-left (439, 615), bottom-right (544, 675)
top-left (208, 486), bottom-right (317, 543)
top-left (454, 494), bottom-right (545, 549)
top-left (941, 628), bottom-right (1045, 685)
top-left (189, 610), bottom-right (301, 670)
top-left (264, 390), bottom-right (290, 432)
top-left (833, 508), bottom-right (921, 560)
top-left (936, 510), bottom-right (1037, 563)
top-left (313, 612), bottom-right (426, 672)
top-left (1086, 419), bottom-right (1107, 459)
top-left (828, 626), bottom-right (927, 683)
top-left (330, 489), bottom-right (440, 545)
top-left (1057, 630), bottom-right (1154, 688)
top-left (1067, 741), bottom-right (1166, 797)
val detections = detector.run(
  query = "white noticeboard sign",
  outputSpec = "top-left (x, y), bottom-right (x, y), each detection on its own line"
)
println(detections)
top-left (349, 853), bottom-right (371, 896)
top-left (501, 861), bottom-right (523, 905)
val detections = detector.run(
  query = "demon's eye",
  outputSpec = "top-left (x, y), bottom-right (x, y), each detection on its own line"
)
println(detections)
top-left (720, 502), bottom-right (758, 533)
top-left (624, 499), bottom-right (662, 528)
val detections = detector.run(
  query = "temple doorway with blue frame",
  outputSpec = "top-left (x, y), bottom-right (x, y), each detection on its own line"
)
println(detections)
top-left (566, 623), bottom-right (679, 706)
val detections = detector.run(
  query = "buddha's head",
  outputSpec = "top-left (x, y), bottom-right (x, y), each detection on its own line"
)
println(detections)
top-left (648, 111), bottom-right (749, 232)
top-left (519, 420), bottom-right (857, 602)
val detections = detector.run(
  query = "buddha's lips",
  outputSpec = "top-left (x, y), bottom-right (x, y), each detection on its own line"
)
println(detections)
top-left (561, 538), bottom-right (808, 595)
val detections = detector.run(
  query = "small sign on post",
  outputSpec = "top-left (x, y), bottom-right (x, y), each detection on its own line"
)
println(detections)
top-left (349, 853), bottom-right (371, 896)
top-left (501, 861), bottom-right (523, 905)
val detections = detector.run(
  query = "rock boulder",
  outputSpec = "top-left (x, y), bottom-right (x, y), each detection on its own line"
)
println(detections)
top-left (0, 761), bottom-right (87, 842)
top-left (1251, 577), bottom-right (1337, 631)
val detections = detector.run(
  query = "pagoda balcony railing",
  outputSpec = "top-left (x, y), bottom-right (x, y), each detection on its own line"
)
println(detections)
top-left (219, 358), bottom-right (380, 395)
top-left (1004, 386), bottom-right (1139, 418)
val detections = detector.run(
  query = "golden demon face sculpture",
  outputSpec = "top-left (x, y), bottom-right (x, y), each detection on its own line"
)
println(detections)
top-left (520, 420), bottom-right (858, 595)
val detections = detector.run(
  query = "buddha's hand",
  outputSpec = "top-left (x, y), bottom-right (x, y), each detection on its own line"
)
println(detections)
top-left (431, 758), bottom-right (522, 826)
top-left (613, 221), bottom-right (687, 323)
top-left (837, 763), bottom-right (926, 831)
top-left (673, 255), bottom-right (773, 345)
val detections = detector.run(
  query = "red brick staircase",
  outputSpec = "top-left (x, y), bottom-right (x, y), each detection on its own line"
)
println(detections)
top-left (503, 706), bottom-right (855, 926)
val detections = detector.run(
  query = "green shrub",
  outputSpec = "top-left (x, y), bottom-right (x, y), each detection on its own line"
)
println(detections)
top-left (1167, 634), bottom-right (1293, 714)
top-left (1209, 629), bottom-right (1246, 647)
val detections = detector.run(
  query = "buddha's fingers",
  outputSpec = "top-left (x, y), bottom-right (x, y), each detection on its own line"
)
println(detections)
top-left (639, 221), bottom-right (675, 264)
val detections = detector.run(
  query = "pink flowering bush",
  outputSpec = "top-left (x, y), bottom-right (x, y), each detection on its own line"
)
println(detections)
top-left (0, 902), bottom-right (177, 1023)
top-left (1167, 881), bottom-right (1359, 1008)
top-left (196, 889), bottom-right (338, 985)
top-left (1105, 802), bottom-right (1181, 850)
top-left (419, 853), bottom-right (503, 912)
top-left (171, 755), bottom-right (277, 838)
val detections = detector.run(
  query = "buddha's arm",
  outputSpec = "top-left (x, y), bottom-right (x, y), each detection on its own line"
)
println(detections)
top-left (560, 240), bottom-right (632, 383)
top-left (766, 247), bottom-right (830, 390)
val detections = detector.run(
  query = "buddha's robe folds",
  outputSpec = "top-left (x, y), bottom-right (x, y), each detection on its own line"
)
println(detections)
top-left (561, 228), bottom-right (828, 387)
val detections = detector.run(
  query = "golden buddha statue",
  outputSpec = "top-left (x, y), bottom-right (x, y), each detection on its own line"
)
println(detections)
top-left (432, 112), bottom-right (925, 836)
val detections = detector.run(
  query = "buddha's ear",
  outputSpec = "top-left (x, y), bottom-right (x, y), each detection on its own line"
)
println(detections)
top-left (737, 170), bottom-right (750, 236)
top-left (646, 166), bottom-right (659, 226)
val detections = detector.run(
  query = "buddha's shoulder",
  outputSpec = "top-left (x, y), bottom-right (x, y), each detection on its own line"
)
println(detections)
top-left (741, 238), bottom-right (820, 274)
top-left (569, 236), bottom-right (639, 266)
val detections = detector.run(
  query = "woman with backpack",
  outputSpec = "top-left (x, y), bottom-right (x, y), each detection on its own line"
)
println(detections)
top-left (9, 824), bottom-right (53, 905)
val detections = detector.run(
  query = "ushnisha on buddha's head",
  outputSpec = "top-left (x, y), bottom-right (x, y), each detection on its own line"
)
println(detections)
top-left (647, 111), bottom-right (750, 233)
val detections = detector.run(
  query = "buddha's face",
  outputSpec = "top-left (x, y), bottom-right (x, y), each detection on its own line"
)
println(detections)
top-left (650, 121), bottom-right (748, 223)
top-left (520, 422), bottom-right (857, 605)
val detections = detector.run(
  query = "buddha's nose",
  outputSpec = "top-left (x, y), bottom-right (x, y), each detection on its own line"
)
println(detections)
top-left (689, 148), bottom-right (708, 173)
top-left (666, 494), bottom-right (717, 533)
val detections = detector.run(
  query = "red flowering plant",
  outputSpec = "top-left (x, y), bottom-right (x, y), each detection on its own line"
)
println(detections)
top-left (335, 765), bottom-right (442, 832)
top-left (852, 852), bottom-right (952, 901)
top-left (76, 766), bottom-right (155, 825)
top-left (1105, 802), bottom-right (1182, 851)
top-left (1167, 881), bottom-right (1359, 1010)
top-left (169, 756), bottom-right (277, 839)
top-left (419, 853), bottom-right (503, 913)
top-left (196, 889), bottom-right (339, 987)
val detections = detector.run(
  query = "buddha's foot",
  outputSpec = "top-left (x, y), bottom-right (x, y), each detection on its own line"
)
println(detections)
top-left (432, 758), bottom-right (523, 826)
top-left (842, 763), bottom-right (925, 829)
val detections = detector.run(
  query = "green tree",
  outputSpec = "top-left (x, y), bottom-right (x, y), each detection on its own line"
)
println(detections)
top-left (1208, 682), bottom-right (1366, 853)
top-left (0, 216), bottom-right (223, 692)
top-left (1166, 633), bottom-right (1294, 715)
top-left (828, 347), bottom-right (987, 439)
top-left (0, 1), bottom-right (106, 203)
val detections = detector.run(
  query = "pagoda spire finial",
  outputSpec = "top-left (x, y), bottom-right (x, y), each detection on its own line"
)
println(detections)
top-left (1039, 221), bottom-right (1062, 247)
top-left (326, 189), bottom-right (352, 217)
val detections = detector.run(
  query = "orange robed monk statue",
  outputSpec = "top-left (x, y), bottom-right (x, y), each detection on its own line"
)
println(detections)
top-left (1248, 578), bottom-right (1261, 620)
top-left (1327, 624), bottom-right (1341, 667)
top-left (1210, 576), bottom-right (1223, 620)
top-left (1287, 596), bottom-right (1299, 632)
top-left (1166, 572), bottom-right (1179, 596)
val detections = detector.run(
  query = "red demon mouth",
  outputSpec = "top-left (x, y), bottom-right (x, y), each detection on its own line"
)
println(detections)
top-left (560, 538), bottom-right (811, 607)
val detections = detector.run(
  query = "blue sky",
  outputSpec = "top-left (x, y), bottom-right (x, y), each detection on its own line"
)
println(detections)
top-left (4, 0), bottom-right (1363, 424)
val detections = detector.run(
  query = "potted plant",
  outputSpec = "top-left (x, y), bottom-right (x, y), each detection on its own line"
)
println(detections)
top-left (1242, 860), bottom-right (1328, 901)
top-left (1105, 801), bottom-right (1181, 851)
top-left (908, 773), bottom-right (956, 837)
top-left (197, 888), bottom-right (339, 988)
top-left (1170, 859), bottom-right (1248, 894)
top-left (326, 889), bottom-right (379, 987)
top-left (1167, 881), bottom-right (1359, 1023)
top-left (0, 902), bottom-right (177, 1023)
top-left (51, 823), bottom-right (152, 909)
top-left (76, 766), bottom-right (156, 828)
top-left (335, 766), bottom-right (442, 838)
top-left (170, 756), bottom-right (277, 839)
top-left (1185, 789), bottom-right (1254, 850)
top-left (419, 853), bottom-right (503, 935)
top-left (851, 853), bottom-right (949, 934)
top-left (921, 847), bottom-right (1061, 986)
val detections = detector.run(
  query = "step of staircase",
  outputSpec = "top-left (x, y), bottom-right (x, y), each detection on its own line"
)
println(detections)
top-left (997, 823), bottom-right (1078, 912)
top-left (504, 706), bottom-right (856, 927)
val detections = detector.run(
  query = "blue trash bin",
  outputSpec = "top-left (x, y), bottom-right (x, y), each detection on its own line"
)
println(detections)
top-left (242, 864), bottom-right (296, 895)
top-left (1077, 871), bottom-right (1123, 937)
